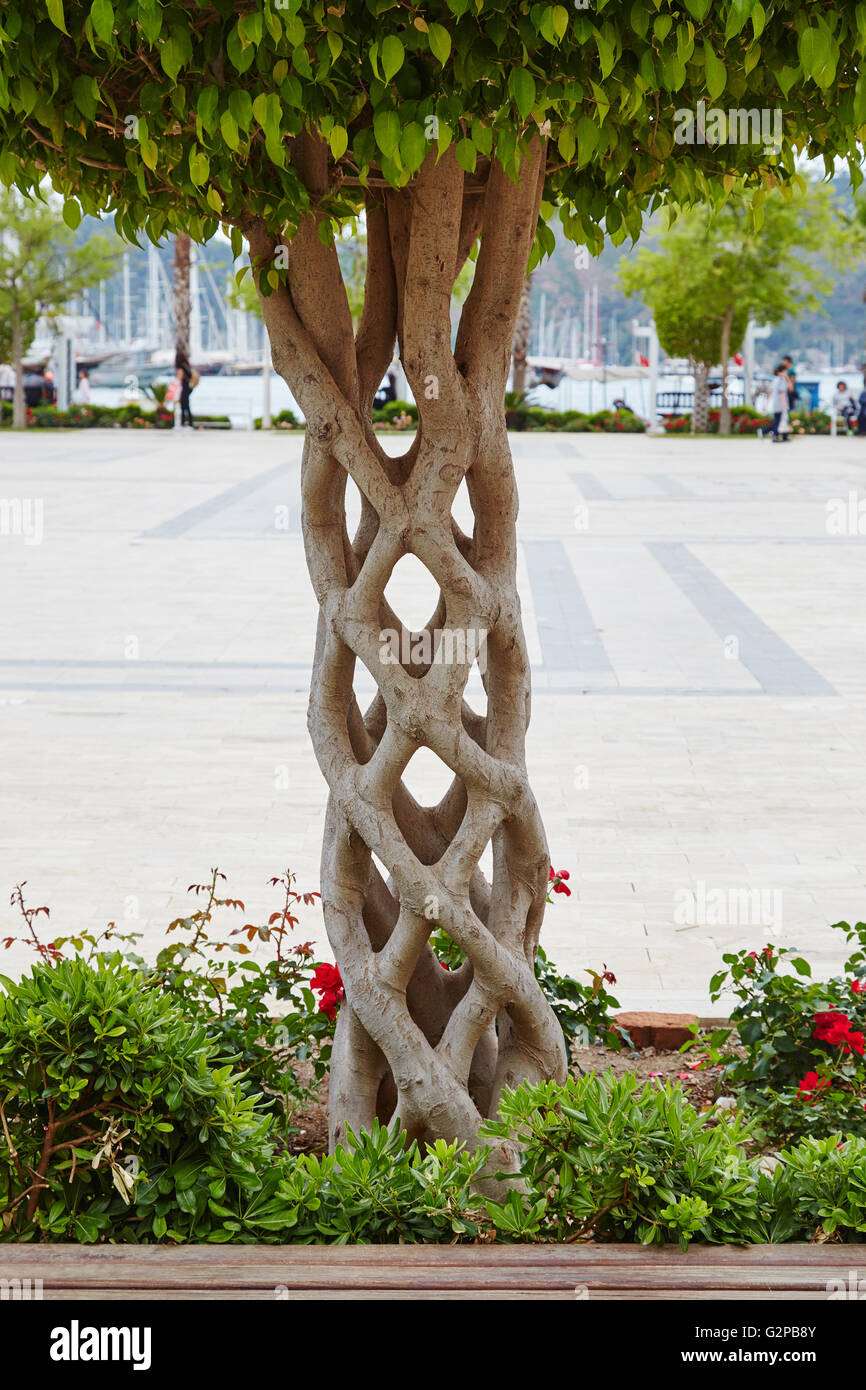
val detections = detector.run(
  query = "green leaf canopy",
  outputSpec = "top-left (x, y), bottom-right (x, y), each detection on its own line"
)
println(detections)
top-left (0, 1), bottom-right (863, 251)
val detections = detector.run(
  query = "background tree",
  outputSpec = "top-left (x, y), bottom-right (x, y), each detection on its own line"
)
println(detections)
top-left (174, 232), bottom-right (191, 357)
top-left (511, 275), bottom-right (534, 397)
top-left (0, 189), bottom-right (118, 425)
top-left (620, 183), bottom-right (851, 433)
top-left (3, 0), bottom-right (865, 1169)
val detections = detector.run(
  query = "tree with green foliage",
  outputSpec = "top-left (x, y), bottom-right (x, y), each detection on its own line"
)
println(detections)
top-left (0, 189), bottom-right (118, 425)
top-left (2, 0), bottom-right (866, 1173)
top-left (620, 182), bottom-right (851, 432)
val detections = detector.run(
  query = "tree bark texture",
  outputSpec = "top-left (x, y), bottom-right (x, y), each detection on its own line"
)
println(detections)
top-left (174, 233), bottom-right (191, 357)
top-left (241, 138), bottom-right (567, 1173)
top-left (511, 275), bottom-right (533, 396)
top-left (692, 359), bottom-right (710, 433)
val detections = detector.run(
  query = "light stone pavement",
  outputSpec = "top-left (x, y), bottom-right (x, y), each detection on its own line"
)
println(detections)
top-left (2, 427), bottom-right (866, 1012)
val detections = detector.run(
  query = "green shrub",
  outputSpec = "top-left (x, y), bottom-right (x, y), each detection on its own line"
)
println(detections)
top-left (0, 954), bottom-right (276, 1242)
top-left (255, 409), bottom-right (299, 429)
top-left (370, 399), bottom-right (418, 424)
top-left (140, 870), bottom-right (333, 1132)
top-left (482, 1073), bottom-right (764, 1248)
top-left (770, 1134), bottom-right (866, 1241)
top-left (695, 924), bottom-right (866, 1145)
top-left (243, 1123), bottom-right (488, 1243)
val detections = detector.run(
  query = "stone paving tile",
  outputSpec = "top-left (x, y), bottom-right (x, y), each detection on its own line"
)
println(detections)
top-left (2, 431), bottom-right (866, 1009)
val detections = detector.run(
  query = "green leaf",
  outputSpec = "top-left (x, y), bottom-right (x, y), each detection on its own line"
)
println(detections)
top-left (90, 0), bottom-right (113, 44)
top-left (508, 68), bottom-right (536, 121)
top-left (140, 138), bottom-right (158, 170)
top-left (381, 34), bottom-right (405, 82)
top-left (398, 121), bottom-right (427, 174)
top-left (220, 109), bottom-right (239, 151)
top-left (682, 0), bottom-right (711, 18)
top-left (189, 148), bottom-right (209, 186)
top-left (160, 29), bottom-right (192, 83)
top-left (196, 85), bottom-right (219, 134)
top-left (373, 108), bottom-right (400, 159)
top-left (576, 114), bottom-right (599, 164)
top-left (46, 0), bottom-right (69, 36)
top-left (328, 124), bottom-right (348, 160)
top-left (237, 12), bottom-right (263, 48)
top-left (71, 75), bottom-right (98, 121)
top-left (703, 41), bottom-right (726, 101)
top-left (229, 89), bottom-right (252, 133)
top-left (455, 137), bottom-right (476, 174)
top-left (61, 199), bottom-right (81, 229)
top-left (595, 30), bottom-right (615, 80)
top-left (427, 22), bottom-right (452, 65)
top-left (557, 126), bottom-right (575, 162)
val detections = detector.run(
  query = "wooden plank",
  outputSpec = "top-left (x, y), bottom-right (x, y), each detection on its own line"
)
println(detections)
top-left (0, 1268), bottom-right (853, 1291)
top-left (1, 1242), bottom-right (859, 1300)
top-left (0, 1241), bottom-right (859, 1266)
top-left (30, 1284), bottom-right (834, 1295)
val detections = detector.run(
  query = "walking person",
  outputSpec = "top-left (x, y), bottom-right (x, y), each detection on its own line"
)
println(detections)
top-left (175, 348), bottom-right (196, 429)
top-left (780, 354), bottom-right (797, 414)
top-left (769, 363), bottom-right (791, 442)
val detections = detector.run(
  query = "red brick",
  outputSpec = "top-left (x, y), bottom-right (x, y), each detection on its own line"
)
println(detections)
top-left (614, 1011), bottom-right (699, 1050)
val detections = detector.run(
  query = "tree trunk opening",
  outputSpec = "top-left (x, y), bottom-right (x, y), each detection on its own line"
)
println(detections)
top-left (241, 138), bottom-right (567, 1175)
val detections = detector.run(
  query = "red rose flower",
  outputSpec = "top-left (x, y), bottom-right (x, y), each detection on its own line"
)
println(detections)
top-left (797, 1071), bottom-right (830, 1102)
top-left (311, 961), bottom-right (344, 1020)
top-left (813, 1010), bottom-right (865, 1054)
top-left (851, 979), bottom-right (865, 995)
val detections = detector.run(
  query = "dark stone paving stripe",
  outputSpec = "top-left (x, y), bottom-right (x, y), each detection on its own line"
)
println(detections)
top-left (522, 539), bottom-right (613, 673)
top-left (139, 461), bottom-right (290, 538)
top-left (646, 541), bottom-right (836, 696)
top-left (569, 471), bottom-right (615, 501)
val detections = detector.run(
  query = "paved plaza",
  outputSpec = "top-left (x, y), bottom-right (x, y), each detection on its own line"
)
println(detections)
top-left (2, 427), bottom-right (866, 1011)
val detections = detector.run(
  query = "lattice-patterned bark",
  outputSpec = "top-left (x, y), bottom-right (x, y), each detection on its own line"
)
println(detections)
top-left (242, 135), bottom-right (566, 1172)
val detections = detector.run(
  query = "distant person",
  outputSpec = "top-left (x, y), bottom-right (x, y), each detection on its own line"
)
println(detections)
top-left (780, 354), bottom-right (797, 413)
top-left (858, 377), bottom-right (866, 436)
top-left (76, 371), bottom-right (91, 406)
top-left (833, 380), bottom-right (857, 431)
top-left (175, 349), bottom-right (195, 429)
top-left (769, 363), bottom-right (791, 442)
top-left (42, 368), bottom-right (55, 405)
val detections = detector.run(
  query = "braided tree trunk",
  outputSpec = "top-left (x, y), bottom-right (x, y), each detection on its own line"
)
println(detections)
top-left (243, 135), bottom-right (566, 1176)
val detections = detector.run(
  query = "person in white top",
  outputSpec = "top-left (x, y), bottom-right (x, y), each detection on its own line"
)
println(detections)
top-left (76, 371), bottom-right (91, 405)
top-left (768, 364), bottom-right (790, 442)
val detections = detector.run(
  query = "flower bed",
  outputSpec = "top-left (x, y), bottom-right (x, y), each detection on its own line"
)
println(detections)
top-left (663, 405), bottom-right (773, 435)
top-left (0, 401), bottom-right (231, 429)
top-left (3, 871), bottom-right (866, 1246)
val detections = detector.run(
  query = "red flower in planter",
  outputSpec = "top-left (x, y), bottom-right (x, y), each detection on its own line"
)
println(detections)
top-left (813, 1010), bottom-right (865, 1055)
top-left (311, 961), bottom-right (344, 1020)
top-left (549, 866), bottom-right (571, 896)
top-left (851, 978), bottom-right (865, 995)
top-left (797, 1071), bottom-right (830, 1101)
